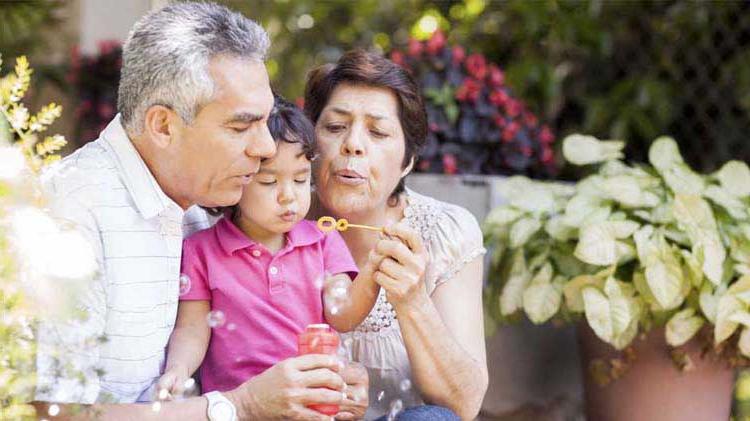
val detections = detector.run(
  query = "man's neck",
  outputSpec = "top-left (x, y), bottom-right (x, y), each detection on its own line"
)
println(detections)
top-left (130, 134), bottom-right (192, 210)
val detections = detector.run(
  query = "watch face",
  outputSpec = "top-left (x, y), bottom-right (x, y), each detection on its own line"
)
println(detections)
top-left (211, 401), bottom-right (234, 421)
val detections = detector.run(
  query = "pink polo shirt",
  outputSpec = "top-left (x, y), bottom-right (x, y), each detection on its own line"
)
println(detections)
top-left (179, 216), bottom-right (358, 393)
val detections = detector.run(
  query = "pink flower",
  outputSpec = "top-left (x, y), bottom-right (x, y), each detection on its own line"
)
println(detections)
top-left (523, 112), bottom-right (538, 127)
top-left (487, 64), bottom-right (505, 87)
top-left (505, 99), bottom-right (521, 118)
top-left (426, 30), bottom-right (446, 55)
top-left (493, 115), bottom-right (507, 128)
top-left (465, 53), bottom-right (487, 80)
top-left (390, 50), bottom-right (406, 67)
top-left (408, 39), bottom-right (423, 57)
top-left (443, 153), bottom-right (458, 174)
top-left (429, 122), bottom-right (440, 132)
top-left (502, 121), bottom-right (520, 142)
top-left (520, 145), bottom-right (533, 157)
top-left (541, 146), bottom-right (555, 163)
top-left (295, 97), bottom-right (305, 109)
top-left (451, 45), bottom-right (465, 65)
top-left (540, 126), bottom-right (554, 144)
top-left (489, 88), bottom-right (509, 107)
top-left (455, 78), bottom-right (481, 102)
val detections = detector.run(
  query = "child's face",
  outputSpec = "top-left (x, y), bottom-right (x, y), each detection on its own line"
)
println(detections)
top-left (236, 141), bottom-right (312, 235)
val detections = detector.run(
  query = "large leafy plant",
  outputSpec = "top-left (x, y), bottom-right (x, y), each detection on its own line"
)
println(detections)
top-left (484, 134), bottom-right (750, 380)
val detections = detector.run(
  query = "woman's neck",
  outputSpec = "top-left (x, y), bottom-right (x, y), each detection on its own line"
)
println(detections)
top-left (232, 211), bottom-right (285, 254)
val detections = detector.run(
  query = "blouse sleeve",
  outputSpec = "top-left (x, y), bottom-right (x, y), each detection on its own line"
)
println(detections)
top-left (423, 204), bottom-right (486, 295)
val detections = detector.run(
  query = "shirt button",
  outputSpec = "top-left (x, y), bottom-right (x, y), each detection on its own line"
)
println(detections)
top-left (252, 250), bottom-right (261, 257)
top-left (269, 266), bottom-right (279, 276)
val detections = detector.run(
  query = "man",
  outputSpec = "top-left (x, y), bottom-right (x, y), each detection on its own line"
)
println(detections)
top-left (32, 3), bottom-right (367, 420)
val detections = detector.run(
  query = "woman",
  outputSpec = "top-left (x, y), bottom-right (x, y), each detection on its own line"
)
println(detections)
top-left (305, 50), bottom-right (488, 420)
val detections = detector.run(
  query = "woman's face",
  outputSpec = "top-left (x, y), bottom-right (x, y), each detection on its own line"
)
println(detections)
top-left (313, 83), bottom-right (409, 217)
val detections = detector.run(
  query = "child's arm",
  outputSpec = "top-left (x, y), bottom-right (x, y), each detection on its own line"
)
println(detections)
top-left (325, 255), bottom-right (381, 333)
top-left (158, 300), bottom-right (211, 398)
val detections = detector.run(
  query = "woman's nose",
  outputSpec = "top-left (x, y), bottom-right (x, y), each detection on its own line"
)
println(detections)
top-left (341, 127), bottom-right (366, 157)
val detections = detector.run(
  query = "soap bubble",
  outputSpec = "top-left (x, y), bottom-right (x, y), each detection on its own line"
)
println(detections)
top-left (387, 399), bottom-right (403, 421)
top-left (207, 310), bottom-right (226, 328)
top-left (399, 379), bottom-right (412, 392)
top-left (179, 274), bottom-right (191, 296)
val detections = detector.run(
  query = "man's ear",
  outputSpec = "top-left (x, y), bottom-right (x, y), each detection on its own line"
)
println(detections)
top-left (401, 156), bottom-right (415, 178)
top-left (143, 105), bottom-right (177, 149)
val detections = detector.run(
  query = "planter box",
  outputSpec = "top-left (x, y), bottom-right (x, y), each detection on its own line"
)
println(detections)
top-left (406, 173), bottom-right (583, 419)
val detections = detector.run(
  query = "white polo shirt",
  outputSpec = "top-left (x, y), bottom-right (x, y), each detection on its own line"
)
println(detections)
top-left (34, 115), bottom-right (213, 404)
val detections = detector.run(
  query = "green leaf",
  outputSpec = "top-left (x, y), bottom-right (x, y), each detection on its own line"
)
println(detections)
top-left (563, 194), bottom-right (611, 228)
top-left (509, 217), bottom-right (542, 248)
top-left (649, 137), bottom-right (705, 195)
top-left (523, 282), bottom-right (562, 324)
top-left (562, 134), bottom-right (625, 165)
top-left (715, 294), bottom-right (744, 344)
top-left (575, 220), bottom-right (639, 266)
top-left (700, 282), bottom-right (722, 324)
top-left (703, 185), bottom-right (748, 220)
top-left (582, 287), bottom-right (613, 343)
top-left (484, 207), bottom-right (523, 228)
top-left (740, 328), bottom-right (750, 358)
top-left (729, 310), bottom-right (750, 327)
top-left (634, 227), bottom-right (685, 310)
top-left (564, 274), bottom-right (601, 312)
top-left (545, 216), bottom-right (577, 241)
top-left (673, 195), bottom-right (726, 285)
top-left (499, 250), bottom-right (531, 316)
top-left (716, 160), bottom-right (750, 198)
top-left (665, 308), bottom-right (704, 347)
top-left (601, 175), bottom-right (660, 208)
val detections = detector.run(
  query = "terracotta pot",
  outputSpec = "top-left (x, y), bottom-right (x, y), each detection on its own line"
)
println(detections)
top-left (578, 324), bottom-right (735, 421)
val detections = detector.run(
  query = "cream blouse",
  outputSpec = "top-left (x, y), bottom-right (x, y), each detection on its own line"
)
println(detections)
top-left (341, 189), bottom-right (486, 419)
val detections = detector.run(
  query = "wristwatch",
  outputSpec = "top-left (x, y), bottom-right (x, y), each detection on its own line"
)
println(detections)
top-left (204, 391), bottom-right (237, 421)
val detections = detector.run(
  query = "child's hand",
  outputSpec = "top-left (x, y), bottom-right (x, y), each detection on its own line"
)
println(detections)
top-left (156, 365), bottom-right (190, 400)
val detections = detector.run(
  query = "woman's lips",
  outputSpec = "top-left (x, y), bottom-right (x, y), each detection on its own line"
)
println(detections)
top-left (334, 169), bottom-right (367, 186)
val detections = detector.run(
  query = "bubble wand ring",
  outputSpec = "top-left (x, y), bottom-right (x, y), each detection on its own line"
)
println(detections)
top-left (317, 216), bottom-right (384, 233)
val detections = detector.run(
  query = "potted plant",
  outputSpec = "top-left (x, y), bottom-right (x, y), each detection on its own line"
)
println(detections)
top-left (484, 134), bottom-right (750, 420)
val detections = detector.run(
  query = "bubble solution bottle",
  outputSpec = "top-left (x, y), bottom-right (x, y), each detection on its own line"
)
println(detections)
top-left (298, 324), bottom-right (341, 416)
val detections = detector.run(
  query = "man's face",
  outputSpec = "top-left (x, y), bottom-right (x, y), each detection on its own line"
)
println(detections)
top-left (171, 55), bottom-right (276, 208)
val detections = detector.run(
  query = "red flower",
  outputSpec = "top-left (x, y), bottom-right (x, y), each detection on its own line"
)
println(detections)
top-left (487, 64), bottom-right (505, 87)
top-left (505, 99), bottom-right (522, 118)
top-left (451, 45), bottom-right (465, 65)
top-left (464, 53), bottom-right (487, 80)
top-left (426, 30), bottom-right (446, 55)
top-left (443, 153), bottom-right (458, 174)
top-left (540, 126), bottom-right (554, 144)
top-left (418, 160), bottom-right (430, 171)
top-left (408, 39), bottom-right (423, 57)
top-left (523, 112), bottom-right (538, 127)
top-left (493, 115), bottom-right (507, 128)
top-left (98, 102), bottom-right (115, 118)
top-left (502, 121), bottom-right (520, 142)
top-left (489, 88), bottom-right (509, 106)
top-left (429, 122), bottom-right (440, 133)
top-left (541, 146), bottom-right (555, 163)
top-left (455, 78), bottom-right (481, 102)
top-left (520, 145), bottom-right (533, 157)
top-left (295, 97), bottom-right (305, 109)
top-left (390, 50), bottom-right (406, 67)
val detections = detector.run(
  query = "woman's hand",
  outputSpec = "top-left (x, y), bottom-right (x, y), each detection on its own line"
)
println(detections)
top-left (370, 223), bottom-right (430, 310)
top-left (335, 362), bottom-right (369, 420)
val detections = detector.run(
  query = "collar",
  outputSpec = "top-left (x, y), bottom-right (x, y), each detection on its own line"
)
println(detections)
top-left (100, 114), bottom-right (180, 219)
top-left (215, 217), bottom-right (324, 255)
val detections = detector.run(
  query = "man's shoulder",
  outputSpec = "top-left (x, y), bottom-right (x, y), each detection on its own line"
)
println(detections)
top-left (41, 140), bottom-right (124, 202)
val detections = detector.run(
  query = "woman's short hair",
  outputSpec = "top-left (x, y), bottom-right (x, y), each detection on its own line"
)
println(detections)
top-left (304, 49), bottom-right (427, 203)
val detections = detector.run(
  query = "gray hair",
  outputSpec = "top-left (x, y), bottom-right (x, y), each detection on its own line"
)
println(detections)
top-left (117, 1), bottom-right (270, 134)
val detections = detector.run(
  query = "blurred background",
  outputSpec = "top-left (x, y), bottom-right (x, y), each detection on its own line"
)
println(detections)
top-left (2, 0), bottom-right (749, 419)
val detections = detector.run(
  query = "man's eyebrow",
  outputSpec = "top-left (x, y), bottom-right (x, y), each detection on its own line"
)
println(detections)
top-left (225, 112), bottom-right (265, 124)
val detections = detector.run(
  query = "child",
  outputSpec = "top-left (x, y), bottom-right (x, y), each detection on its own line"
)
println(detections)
top-left (157, 96), bottom-right (380, 396)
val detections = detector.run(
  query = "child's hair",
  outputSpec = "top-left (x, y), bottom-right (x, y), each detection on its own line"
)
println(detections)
top-left (204, 94), bottom-right (317, 216)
